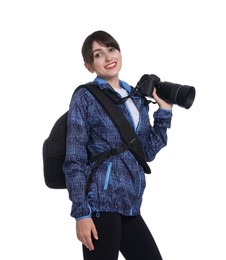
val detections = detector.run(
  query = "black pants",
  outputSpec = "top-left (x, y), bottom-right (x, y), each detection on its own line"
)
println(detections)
top-left (83, 213), bottom-right (163, 260)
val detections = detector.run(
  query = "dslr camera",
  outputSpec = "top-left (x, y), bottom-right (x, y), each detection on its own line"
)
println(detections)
top-left (135, 74), bottom-right (196, 109)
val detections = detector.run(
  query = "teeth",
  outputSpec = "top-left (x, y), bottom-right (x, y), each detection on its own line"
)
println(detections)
top-left (106, 63), bottom-right (116, 68)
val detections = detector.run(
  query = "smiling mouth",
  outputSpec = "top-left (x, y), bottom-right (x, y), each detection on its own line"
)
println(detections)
top-left (105, 62), bottom-right (117, 69)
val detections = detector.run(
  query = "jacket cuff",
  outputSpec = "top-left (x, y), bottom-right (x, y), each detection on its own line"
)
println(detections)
top-left (76, 214), bottom-right (92, 221)
top-left (71, 203), bottom-right (92, 220)
top-left (154, 108), bottom-right (172, 128)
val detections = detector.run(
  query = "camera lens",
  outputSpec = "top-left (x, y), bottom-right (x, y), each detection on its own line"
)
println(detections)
top-left (156, 82), bottom-right (196, 109)
top-left (176, 85), bottom-right (196, 109)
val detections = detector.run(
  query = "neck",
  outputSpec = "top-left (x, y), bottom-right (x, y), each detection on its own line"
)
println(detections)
top-left (107, 77), bottom-right (121, 89)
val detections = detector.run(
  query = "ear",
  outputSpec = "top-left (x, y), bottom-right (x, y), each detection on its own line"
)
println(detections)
top-left (84, 63), bottom-right (94, 73)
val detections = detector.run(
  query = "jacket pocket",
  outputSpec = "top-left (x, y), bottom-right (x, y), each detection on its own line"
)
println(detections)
top-left (104, 162), bottom-right (112, 190)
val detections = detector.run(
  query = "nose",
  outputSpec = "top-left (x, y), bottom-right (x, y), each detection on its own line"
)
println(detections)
top-left (105, 53), bottom-right (112, 62)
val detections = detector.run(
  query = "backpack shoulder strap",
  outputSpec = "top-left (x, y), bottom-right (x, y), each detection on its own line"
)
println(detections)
top-left (80, 84), bottom-right (151, 174)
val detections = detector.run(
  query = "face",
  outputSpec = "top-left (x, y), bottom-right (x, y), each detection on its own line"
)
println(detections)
top-left (85, 41), bottom-right (122, 81)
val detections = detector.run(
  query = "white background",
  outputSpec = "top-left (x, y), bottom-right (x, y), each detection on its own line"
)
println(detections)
top-left (1, 0), bottom-right (225, 259)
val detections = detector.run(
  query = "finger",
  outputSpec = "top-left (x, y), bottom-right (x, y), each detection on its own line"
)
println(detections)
top-left (85, 235), bottom-right (94, 251)
top-left (152, 88), bottom-right (159, 101)
top-left (79, 231), bottom-right (94, 251)
top-left (91, 223), bottom-right (98, 240)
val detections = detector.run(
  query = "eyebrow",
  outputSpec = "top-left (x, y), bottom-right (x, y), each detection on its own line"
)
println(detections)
top-left (93, 48), bottom-right (102, 54)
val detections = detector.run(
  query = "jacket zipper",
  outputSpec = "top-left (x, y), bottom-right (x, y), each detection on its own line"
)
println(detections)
top-left (113, 90), bottom-right (142, 215)
top-left (120, 95), bottom-right (142, 133)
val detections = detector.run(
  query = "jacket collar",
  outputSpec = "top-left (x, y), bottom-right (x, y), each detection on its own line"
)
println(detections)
top-left (92, 76), bottom-right (146, 109)
top-left (93, 76), bottom-right (132, 94)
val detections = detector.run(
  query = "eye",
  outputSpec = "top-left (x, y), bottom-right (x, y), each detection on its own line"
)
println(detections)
top-left (109, 47), bottom-right (116, 52)
top-left (94, 52), bottom-right (102, 59)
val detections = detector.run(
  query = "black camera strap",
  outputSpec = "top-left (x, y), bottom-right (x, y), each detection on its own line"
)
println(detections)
top-left (102, 87), bottom-right (154, 106)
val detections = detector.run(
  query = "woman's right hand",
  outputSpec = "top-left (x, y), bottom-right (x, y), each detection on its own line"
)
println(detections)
top-left (152, 87), bottom-right (173, 110)
top-left (76, 217), bottom-right (98, 251)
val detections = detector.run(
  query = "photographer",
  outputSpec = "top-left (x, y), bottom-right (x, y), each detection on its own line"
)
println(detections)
top-left (63, 30), bottom-right (173, 260)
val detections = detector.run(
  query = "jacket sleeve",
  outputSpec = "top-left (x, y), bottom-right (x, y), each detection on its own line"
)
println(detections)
top-left (63, 89), bottom-right (92, 220)
top-left (144, 108), bottom-right (173, 162)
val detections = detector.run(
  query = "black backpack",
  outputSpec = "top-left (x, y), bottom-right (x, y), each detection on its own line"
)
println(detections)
top-left (42, 84), bottom-right (151, 189)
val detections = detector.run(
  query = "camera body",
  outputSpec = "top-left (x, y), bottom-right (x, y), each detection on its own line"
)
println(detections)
top-left (136, 74), bottom-right (196, 109)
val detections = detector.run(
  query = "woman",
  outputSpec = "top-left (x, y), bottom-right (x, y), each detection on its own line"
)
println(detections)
top-left (63, 30), bottom-right (173, 260)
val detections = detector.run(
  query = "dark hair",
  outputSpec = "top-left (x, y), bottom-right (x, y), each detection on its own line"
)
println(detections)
top-left (82, 30), bottom-right (120, 65)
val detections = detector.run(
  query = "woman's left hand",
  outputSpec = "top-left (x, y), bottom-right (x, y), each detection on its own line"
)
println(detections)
top-left (152, 88), bottom-right (173, 110)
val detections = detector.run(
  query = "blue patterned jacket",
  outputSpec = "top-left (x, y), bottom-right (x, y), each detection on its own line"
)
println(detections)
top-left (63, 76), bottom-right (172, 219)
